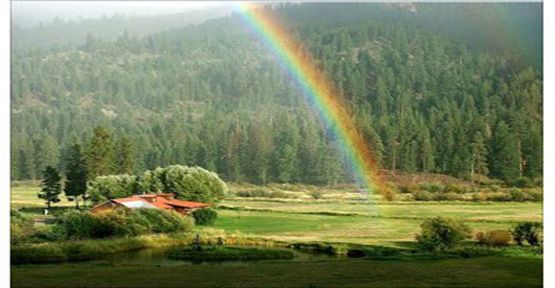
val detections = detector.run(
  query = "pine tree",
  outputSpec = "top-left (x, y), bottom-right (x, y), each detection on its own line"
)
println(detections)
top-left (116, 135), bottom-right (135, 174)
top-left (38, 166), bottom-right (62, 209)
top-left (86, 127), bottom-right (116, 178)
top-left (64, 144), bottom-right (88, 209)
top-left (488, 121), bottom-right (520, 181)
top-left (470, 132), bottom-right (488, 183)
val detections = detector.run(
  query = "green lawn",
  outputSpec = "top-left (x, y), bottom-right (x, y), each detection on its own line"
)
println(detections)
top-left (11, 256), bottom-right (542, 288)
top-left (213, 199), bottom-right (542, 245)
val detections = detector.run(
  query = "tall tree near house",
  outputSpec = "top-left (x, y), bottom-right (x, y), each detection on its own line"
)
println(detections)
top-left (38, 166), bottom-right (62, 210)
top-left (86, 126), bottom-right (116, 178)
top-left (64, 144), bottom-right (88, 209)
top-left (116, 135), bottom-right (135, 174)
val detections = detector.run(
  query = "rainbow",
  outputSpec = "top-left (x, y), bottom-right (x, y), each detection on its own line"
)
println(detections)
top-left (237, 3), bottom-right (385, 196)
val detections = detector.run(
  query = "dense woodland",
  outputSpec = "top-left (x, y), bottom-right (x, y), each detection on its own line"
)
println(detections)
top-left (11, 3), bottom-right (542, 186)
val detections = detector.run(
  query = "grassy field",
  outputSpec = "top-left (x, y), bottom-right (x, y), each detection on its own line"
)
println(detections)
top-left (11, 183), bottom-right (543, 287)
top-left (11, 184), bottom-right (542, 245)
top-left (12, 256), bottom-right (542, 287)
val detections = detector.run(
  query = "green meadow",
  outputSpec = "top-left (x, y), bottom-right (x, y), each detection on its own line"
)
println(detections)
top-left (11, 183), bottom-right (543, 287)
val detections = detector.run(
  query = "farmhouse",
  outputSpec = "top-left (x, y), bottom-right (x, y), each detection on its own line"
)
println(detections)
top-left (90, 193), bottom-right (211, 215)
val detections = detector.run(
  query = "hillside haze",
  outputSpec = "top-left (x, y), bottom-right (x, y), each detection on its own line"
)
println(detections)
top-left (11, 3), bottom-right (542, 187)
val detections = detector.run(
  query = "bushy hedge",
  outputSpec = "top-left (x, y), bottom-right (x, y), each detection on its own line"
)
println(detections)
top-left (416, 217), bottom-right (471, 251)
top-left (192, 208), bottom-right (218, 226)
top-left (54, 209), bottom-right (192, 240)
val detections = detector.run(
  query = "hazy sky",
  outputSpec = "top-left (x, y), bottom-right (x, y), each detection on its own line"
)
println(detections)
top-left (12, 1), bottom-right (235, 26)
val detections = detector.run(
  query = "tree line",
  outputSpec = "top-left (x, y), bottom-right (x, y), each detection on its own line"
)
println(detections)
top-left (12, 4), bottom-right (542, 186)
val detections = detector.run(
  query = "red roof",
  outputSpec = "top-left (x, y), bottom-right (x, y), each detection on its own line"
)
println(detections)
top-left (110, 194), bottom-right (210, 210)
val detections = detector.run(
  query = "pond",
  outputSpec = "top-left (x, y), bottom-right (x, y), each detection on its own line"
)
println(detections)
top-left (90, 245), bottom-right (342, 267)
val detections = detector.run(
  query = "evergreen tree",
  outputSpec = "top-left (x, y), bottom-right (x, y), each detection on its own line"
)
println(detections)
top-left (86, 127), bottom-right (116, 178)
top-left (488, 121), bottom-right (520, 181)
top-left (38, 166), bottom-right (62, 209)
top-left (116, 135), bottom-right (135, 174)
top-left (470, 132), bottom-right (489, 183)
top-left (64, 144), bottom-right (88, 209)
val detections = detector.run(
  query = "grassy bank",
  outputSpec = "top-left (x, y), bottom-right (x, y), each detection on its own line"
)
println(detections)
top-left (11, 256), bottom-right (542, 288)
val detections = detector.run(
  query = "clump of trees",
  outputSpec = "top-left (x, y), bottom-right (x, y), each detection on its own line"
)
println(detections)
top-left (88, 165), bottom-right (228, 204)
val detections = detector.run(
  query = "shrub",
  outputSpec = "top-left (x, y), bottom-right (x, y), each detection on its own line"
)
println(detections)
top-left (192, 208), bottom-right (218, 226)
top-left (486, 192), bottom-right (512, 202)
top-left (54, 208), bottom-right (192, 240)
top-left (413, 191), bottom-right (433, 201)
top-left (489, 185), bottom-right (501, 192)
top-left (309, 191), bottom-right (323, 199)
top-left (433, 192), bottom-right (463, 201)
top-left (398, 185), bottom-right (417, 194)
top-left (512, 222), bottom-right (542, 246)
top-left (444, 184), bottom-right (466, 194)
top-left (527, 189), bottom-right (543, 202)
top-left (419, 183), bottom-right (444, 193)
top-left (416, 217), bottom-right (471, 251)
top-left (475, 230), bottom-right (512, 247)
top-left (10, 210), bottom-right (35, 244)
top-left (511, 177), bottom-right (535, 188)
top-left (236, 189), bottom-right (272, 198)
top-left (471, 192), bottom-right (487, 202)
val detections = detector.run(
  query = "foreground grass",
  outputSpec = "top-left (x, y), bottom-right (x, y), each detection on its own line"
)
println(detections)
top-left (12, 256), bottom-right (542, 288)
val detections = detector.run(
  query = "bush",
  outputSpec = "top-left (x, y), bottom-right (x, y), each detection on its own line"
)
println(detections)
top-left (416, 217), bottom-right (471, 251)
top-left (309, 191), bottom-right (323, 199)
top-left (413, 191), bottom-right (433, 201)
top-left (475, 230), bottom-right (512, 247)
top-left (489, 185), bottom-right (501, 192)
top-left (510, 177), bottom-right (535, 188)
top-left (419, 183), bottom-right (444, 193)
top-left (444, 184), bottom-right (466, 194)
top-left (192, 208), bottom-right (218, 226)
top-left (486, 192), bottom-right (512, 202)
top-left (433, 192), bottom-right (463, 201)
top-left (236, 189), bottom-right (272, 198)
top-left (527, 189), bottom-right (543, 202)
top-left (10, 210), bottom-right (35, 244)
top-left (54, 208), bottom-right (192, 240)
top-left (512, 222), bottom-right (542, 246)
top-left (509, 189), bottom-right (530, 202)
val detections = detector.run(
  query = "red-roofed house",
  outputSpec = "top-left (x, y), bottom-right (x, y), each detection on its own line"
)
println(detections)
top-left (90, 193), bottom-right (211, 215)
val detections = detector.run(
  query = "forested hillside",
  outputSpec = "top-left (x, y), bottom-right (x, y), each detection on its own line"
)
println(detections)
top-left (11, 3), bottom-right (542, 185)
